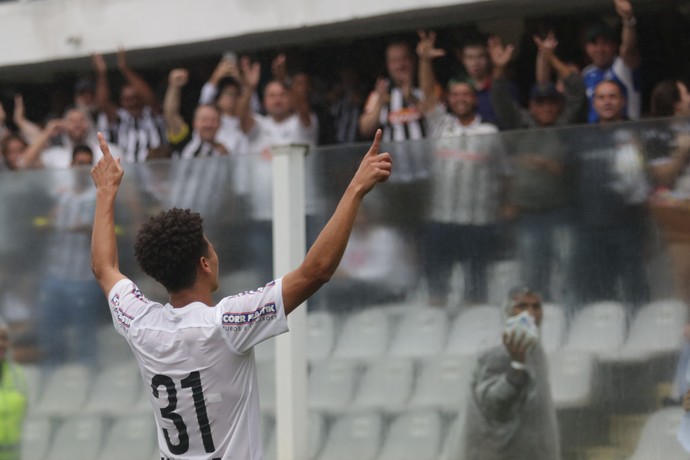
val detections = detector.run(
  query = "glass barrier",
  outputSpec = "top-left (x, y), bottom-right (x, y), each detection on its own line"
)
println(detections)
top-left (0, 117), bottom-right (688, 459)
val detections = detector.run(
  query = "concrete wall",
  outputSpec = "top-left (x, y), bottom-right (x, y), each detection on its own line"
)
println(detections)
top-left (0, 0), bottom-right (487, 67)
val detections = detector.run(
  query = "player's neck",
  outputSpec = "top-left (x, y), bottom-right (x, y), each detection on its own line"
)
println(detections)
top-left (169, 286), bottom-right (213, 308)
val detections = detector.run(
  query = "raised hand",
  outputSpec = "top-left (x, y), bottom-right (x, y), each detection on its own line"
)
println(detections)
top-left (12, 94), bottom-right (24, 124)
top-left (502, 329), bottom-right (533, 364)
top-left (45, 119), bottom-right (64, 137)
top-left (168, 68), bottom-right (189, 88)
top-left (374, 77), bottom-right (391, 102)
top-left (117, 48), bottom-right (128, 71)
top-left (351, 129), bottom-right (392, 195)
top-left (533, 31), bottom-right (558, 56)
top-left (487, 36), bottom-right (515, 69)
top-left (210, 58), bottom-right (240, 84)
top-left (240, 57), bottom-right (261, 89)
top-left (614, 0), bottom-right (634, 21)
top-left (91, 132), bottom-right (124, 193)
top-left (91, 53), bottom-right (107, 74)
top-left (416, 30), bottom-right (446, 61)
top-left (271, 53), bottom-right (288, 82)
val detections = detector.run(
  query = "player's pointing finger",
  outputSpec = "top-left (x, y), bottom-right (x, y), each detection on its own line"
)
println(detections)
top-left (97, 132), bottom-right (112, 159)
top-left (366, 129), bottom-right (382, 157)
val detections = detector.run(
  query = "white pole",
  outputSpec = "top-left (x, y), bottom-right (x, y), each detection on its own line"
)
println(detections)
top-left (272, 144), bottom-right (309, 460)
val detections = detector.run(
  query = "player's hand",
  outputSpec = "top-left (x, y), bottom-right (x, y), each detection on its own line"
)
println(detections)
top-left (92, 132), bottom-right (124, 194)
top-left (350, 129), bottom-right (392, 196)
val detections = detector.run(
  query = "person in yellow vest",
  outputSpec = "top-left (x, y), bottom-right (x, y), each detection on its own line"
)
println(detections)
top-left (0, 317), bottom-right (27, 460)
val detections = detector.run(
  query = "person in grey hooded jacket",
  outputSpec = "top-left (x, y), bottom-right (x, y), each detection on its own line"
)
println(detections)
top-left (458, 287), bottom-right (561, 460)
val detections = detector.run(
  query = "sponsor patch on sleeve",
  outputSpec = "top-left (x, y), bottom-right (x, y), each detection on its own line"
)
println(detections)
top-left (116, 308), bottom-right (134, 329)
top-left (222, 302), bottom-right (277, 328)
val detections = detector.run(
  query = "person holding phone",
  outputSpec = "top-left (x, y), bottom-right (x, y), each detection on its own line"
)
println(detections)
top-left (455, 287), bottom-right (561, 460)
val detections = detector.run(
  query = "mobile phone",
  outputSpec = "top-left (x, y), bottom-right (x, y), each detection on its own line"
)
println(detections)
top-left (505, 311), bottom-right (539, 348)
top-left (223, 52), bottom-right (238, 65)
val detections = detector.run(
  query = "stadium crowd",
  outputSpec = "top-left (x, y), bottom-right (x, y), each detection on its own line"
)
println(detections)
top-left (3, 2), bottom-right (690, 459)
top-left (1, 0), bottom-right (690, 362)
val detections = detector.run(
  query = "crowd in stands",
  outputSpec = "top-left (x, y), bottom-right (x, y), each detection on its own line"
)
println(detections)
top-left (2, 0), bottom-right (690, 359)
top-left (0, 0), bottom-right (647, 168)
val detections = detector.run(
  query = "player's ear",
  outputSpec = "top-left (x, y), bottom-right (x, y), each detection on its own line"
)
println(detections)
top-left (199, 256), bottom-right (211, 274)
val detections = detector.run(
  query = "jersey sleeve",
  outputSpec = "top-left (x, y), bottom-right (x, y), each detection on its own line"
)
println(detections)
top-left (215, 278), bottom-right (289, 354)
top-left (107, 278), bottom-right (154, 339)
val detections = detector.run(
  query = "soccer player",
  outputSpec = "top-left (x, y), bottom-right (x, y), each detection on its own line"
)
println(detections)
top-left (90, 130), bottom-right (391, 459)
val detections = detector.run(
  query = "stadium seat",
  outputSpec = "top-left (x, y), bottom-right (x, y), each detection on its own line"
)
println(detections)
top-left (46, 415), bottom-right (105, 460)
top-left (332, 309), bottom-right (390, 361)
top-left (32, 363), bottom-right (92, 416)
top-left (82, 361), bottom-right (142, 415)
top-left (308, 360), bottom-right (359, 414)
top-left (131, 381), bottom-right (154, 414)
top-left (445, 305), bottom-right (502, 356)
top-left (547, 349), bottom-right (595, 409)
top-left (541, 303), bottom-right (567, 354)
top-left (388, 308), bottom-right (448, 358)
top-left (264, 411), bottom-right (326, 460)
top-left (376, 410), bottom-right (443, 460)
top-left (407, 355), bottom-right (475, 413)
top-left (308, 311), bottom-right (337, 362)
top-left (96, 324), bottom-right (135, 364)
top-left (318, 412), bottom-right (383, 460)
top-left (21, 415), bottom-right (53, 460)
top-left (627, 407), bottom-right (688, 460)
top-left (603, 299), bottom-right (687, 363)
top-left (563, 301), bottom-right (626, 357)
top-left (22, 364), bottom-right (44, 410)
top-left (438, 414), bottom-right (464, 460)
top-left (96, 414), bottom-right (157, 460)
top-left (350, 357), bottom-right (415, 413)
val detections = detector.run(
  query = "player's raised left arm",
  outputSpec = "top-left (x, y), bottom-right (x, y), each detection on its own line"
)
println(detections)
top-left (91, 132), bottom-right (127, 295)
top-left (281, 129), bottom-right (392, 314)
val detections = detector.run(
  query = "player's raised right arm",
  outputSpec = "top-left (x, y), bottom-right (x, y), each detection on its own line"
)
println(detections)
top-left (281, 129), bottom-right (392, 314)
top-left (91, 132), bottom-right (127, 295)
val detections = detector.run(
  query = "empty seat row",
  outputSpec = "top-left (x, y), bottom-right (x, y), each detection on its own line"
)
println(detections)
top-left (254, 299), bottom-right (686, 364)
top-left (264, 410), bottom-right (460, 460)
top-left (258, 348), bottom-right (596, 415)
top-left (22, 414), bottom-right (157, 460)
top-left (23, 362), bottom-right (147, 417)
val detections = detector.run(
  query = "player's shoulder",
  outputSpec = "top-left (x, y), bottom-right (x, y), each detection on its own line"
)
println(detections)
top-left (109, 278), bottom-right (152, 301)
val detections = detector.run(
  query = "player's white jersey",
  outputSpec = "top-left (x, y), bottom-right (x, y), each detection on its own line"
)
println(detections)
top-left (108, 277), bottom-right (289, 460)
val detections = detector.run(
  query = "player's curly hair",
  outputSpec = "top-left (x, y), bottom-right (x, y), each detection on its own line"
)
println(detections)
top-left (134, 208), bottom-right (209, 292)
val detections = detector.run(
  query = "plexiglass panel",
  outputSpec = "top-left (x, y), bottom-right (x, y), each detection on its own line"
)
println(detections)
top-left (1, 118), bottom-right (689, 459)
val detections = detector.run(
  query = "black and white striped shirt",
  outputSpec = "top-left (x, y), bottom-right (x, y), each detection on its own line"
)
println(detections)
top-left (377, 86), bottom-right (427, 142)
top-left (98, 107), bottom-right (167, 163)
